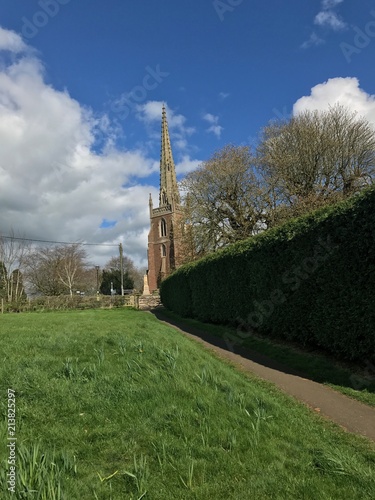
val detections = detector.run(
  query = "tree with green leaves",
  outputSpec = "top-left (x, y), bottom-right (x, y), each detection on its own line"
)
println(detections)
top-left (99, 256), bottom-right (136, 295)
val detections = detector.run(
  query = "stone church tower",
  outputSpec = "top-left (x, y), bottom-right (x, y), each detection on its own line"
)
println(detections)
top-left (147, 105), bottom-right (182, 293)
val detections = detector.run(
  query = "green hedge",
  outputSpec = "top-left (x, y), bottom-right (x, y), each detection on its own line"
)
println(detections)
top-left (161, 187), bottom-right (375, 363)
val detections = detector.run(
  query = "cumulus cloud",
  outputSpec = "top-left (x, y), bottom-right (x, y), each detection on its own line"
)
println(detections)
top-left (203, 113), bottom-right (223, 138)
top-left (301, 32), bottom-right (325, 49)
top-left (136, 100), bottom-right (196, 155)
top-left (322, 0), bottom-right (343, 9)
top-left (175, 155), bottom-right (201, 175)
top-left (137, 101), bottom-right (195, 135)
top-left (314, 10), bottom-right (346, 31)
top-left (303, 0), bottom-right (346, 48)
top-left (0, 27), bottom-right (28, 53)
top-left (0, 28), bottom-right (169, 268)
top-left (293, 77), bottom-right (375, 128)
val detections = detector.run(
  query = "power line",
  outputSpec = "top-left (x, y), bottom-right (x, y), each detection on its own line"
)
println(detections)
top-left (0, 234), bottom-right (119, 247)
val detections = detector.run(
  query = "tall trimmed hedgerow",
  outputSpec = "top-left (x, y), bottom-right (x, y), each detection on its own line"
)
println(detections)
top-left (161, 187), bottom-right (375, 363)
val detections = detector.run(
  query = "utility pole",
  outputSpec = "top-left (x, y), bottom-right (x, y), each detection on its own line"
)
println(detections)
top-left (95, 265), bottom-right (100, 301)
top-left (119, 243), bottom-right (124, 296)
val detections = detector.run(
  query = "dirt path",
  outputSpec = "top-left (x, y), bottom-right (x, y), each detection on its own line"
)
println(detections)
top-left (151, 310), bottom-right (375, 443)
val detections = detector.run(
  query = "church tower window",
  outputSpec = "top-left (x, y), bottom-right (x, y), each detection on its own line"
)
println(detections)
top-left (160, 218), bottom-right (167, 237)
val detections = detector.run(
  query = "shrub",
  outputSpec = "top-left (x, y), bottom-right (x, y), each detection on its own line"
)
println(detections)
top-left (161, 187), bottom-right (375, 363)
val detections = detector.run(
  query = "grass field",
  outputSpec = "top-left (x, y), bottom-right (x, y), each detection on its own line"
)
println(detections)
top-left (0, 309), bottom-right (374, 499)
top-left (158, 309), bottom-right (375, 408)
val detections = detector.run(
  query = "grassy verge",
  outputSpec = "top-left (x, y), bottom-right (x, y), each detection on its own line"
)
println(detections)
top-left (158, 308), bottom-right (375, 407)
top-left (0, 309), bottom-right (374, 499)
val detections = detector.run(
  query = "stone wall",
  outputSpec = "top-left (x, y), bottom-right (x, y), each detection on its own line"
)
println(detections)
top-left (138, 293), bottom-right (162, 310)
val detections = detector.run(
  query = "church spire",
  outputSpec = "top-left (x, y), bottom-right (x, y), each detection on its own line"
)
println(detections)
top-left (159, 104), bottom-right (180, 207)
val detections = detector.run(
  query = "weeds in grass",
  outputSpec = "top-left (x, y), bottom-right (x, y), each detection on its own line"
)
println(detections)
top-left (79, 364), bottom-right (97, 381)
top-left (160, 346), bottom-right (179, 370)
top-left (179, 458), bottom-right (195, 489)
top-left (0, 441), bottom-right (77, 499)
top-left (1, 310), bottom-right (375, 499)
top-left (118, 340), bottom-right (127, 355)
top-left (135, 341), bottom-right (144, 353)
top-left (94, 347), bottom-right (105, 366)
top-left (199, 418), bottom-right (211, 448)
top-left (310, 448), bottom-right (375, 478)
top-left (195, 367), bottom-right (218, 387)
top-left (61, 357), bottom-right (78, 379)
top-left (93, 481), bottom-right (114, 500)
top-left (223, 430), bottom-right (237, 452)
top-left (245, 398), bottom-right (273, 446)
top-left (59, 357), bottom-right (100, 382)
top-left (97, 470), bottom-right (119, 482)
top-left (123, 454), bottom-right (149, 496)
top-left (152, 441), bottom-right (168, 476)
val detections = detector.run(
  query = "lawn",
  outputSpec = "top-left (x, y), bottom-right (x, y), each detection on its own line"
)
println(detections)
top-left (0, 309), bottom-right (374, 499)
top-left (158, 308), bottom-right (375, 408)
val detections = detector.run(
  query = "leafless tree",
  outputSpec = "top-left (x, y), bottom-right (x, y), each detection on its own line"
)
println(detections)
top-left (0, 232), bottom-right (30, 302)
top-left (55, 244), bottom-right (87, 296)
top-left (257, 104), bottom-right (375, 222)
top-left (180, 145), bottom-right (267, 259)
top-left (24, 243), bottom-right (88, 296)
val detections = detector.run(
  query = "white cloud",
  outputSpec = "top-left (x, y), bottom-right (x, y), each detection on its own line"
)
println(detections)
top-left (136, 101), bottom-right (195, 152)
top-left (0, 27), bottom-right (28, 53)
top-left (137, 101), bottom-right (194, 134)
top-left (0, 27), bottom-right (166, 268)
top-left (301, 32), bottom-right (325, 49)
top-left (203, 113), bottom-right (223, 138)
top-left (322, 0), bottom-right (343, 9)
top-left (175, 155), bottom-right (201, 175)
top-left (207, 125), bottom-right (223, 138)
top-left (219, 92), bottom-right (230, 100)
top-left (293, 77), bottom-right (375, 128)
top-left (303, 0), bottom-right (346, 48)
top-left (314, 11), bottom-right (346, 31)
top-left (203, 113), bottom-right (218, 125)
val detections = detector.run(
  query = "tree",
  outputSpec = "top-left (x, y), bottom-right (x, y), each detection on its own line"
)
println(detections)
top-left (78, 266), bottom-right (103, 296)
top-left (24, 244), bottom-right (88, 296)
top-left (55, 244), bottom-right (88, 296)
top-left (257, 104), bottom-right (375, 222)
top-left (0, 233), bottom-right (29, 303)
top-left (99, 255), bottom-right (142, 295)
top-left (0, 260), bottom-right (7, 300)
top-left (180, 145), bottom-right (267, 258)
top-left (9, 269), bottom-right (27, 303)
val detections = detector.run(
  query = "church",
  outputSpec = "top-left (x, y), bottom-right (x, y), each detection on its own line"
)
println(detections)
top-left (146, 105), bottom-right (183, 293)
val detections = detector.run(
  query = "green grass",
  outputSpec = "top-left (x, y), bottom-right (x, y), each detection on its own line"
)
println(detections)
top-left (158, 308), bottom-right (375, 408)
top-left (0, 309), bottom-right (374, 499)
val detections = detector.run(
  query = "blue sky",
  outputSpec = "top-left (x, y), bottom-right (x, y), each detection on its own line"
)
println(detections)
top-left (0, 0), bottom-right (375, 267)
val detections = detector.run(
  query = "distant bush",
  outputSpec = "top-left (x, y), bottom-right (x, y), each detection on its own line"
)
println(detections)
top-left (161, 187), bottom-right (375, 363)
